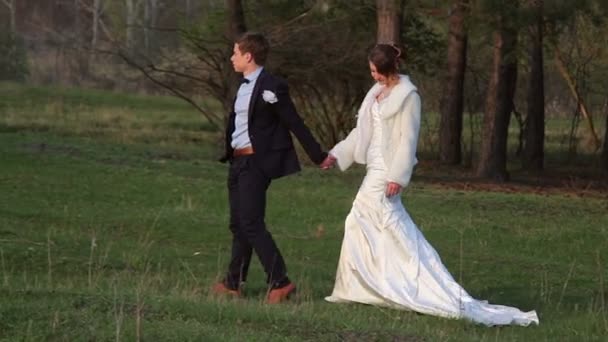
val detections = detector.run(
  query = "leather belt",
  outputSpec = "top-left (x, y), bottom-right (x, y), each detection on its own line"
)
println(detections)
top-left (233, 146), bottom-right (254, 157)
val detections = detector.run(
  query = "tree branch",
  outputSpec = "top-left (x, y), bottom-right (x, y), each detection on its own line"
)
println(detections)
top-left (117, 50), bottom-right (223, 130)
top-left (554, 45), bottom-right (601, 150)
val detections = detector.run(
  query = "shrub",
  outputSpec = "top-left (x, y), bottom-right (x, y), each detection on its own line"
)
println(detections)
top-left (0, 32), bottom-right (28, 82)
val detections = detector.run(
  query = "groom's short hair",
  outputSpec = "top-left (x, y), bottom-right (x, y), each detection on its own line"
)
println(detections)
top-left (236, 32), bottom-right (269, 66)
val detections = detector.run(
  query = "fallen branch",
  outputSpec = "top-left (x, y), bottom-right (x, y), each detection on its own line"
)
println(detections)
top-left (554, 46), bottom-right (601, 151)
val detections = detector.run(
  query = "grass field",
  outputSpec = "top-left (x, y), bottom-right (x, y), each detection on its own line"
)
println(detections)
top-left (1, 83), bottom-right (607, 341)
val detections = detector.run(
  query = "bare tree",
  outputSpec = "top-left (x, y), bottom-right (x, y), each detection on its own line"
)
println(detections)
top-left (123, 0), bottom-right (163, 55)
top-left (91, 0), bottom-right (103, 62)
top-left (439, 0), bottom-right (468, 165)
top-left (226, 0), bottom-right (246, 40)
top-left (522, 0), bottom-right (545, 170)
top-left (125, 0), bottom-right (143, 52)
top-left (603, 104), bottom-right (608, 171)
top-left (144, 0), bottom-right (159, 54)
top-left (376, 0), bottom-right (405, 44)
top-left (223, 0), bottom-right (246, 110)
top-left (185, 0), bottom-right (191, 21)
top-left (476, 11), bottom-right (518, 181)
top-left (114, 0), bottom-right (247, 130)
top-left (1, 0), bottom-right (16, 33)
top-left (71, 0), bottom-right (111, 72)
top-left (73, 0), bottom-right (80, 38)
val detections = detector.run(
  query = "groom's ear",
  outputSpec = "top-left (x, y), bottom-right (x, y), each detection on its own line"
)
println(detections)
top-left (245, 52), bottom-right (254, 64)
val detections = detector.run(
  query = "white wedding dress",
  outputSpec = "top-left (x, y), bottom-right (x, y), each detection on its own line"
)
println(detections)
top-left (325, 99), bottom-right (539, 326)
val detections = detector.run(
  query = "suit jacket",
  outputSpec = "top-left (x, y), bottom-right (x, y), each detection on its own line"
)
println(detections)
top-left (220, 69), bottom-right (327, 179)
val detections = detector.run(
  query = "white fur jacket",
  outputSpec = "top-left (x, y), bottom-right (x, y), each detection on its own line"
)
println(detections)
top-left (330, 74), bottom-right (421, 187)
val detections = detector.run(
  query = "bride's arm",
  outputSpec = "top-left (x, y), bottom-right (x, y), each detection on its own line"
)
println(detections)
top-left (329, 126), bottom-right (359, 171)
top-left (387, 92), bottom-right (421, 187)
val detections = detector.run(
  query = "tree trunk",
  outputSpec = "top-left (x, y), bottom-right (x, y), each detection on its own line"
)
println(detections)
top-left (220, 0), bottom-right (247, 153)
top-left (144, 0), bottom-right (150, 53)
top-left (185, 0), bottom-right (191, 23)
top-left (476, 19), bottom-right (518, 181)
top-left (376, 0), bottom-right (404, 44)
top-left (73, 0), bottom-right (80, 39)
top-left (439, 0), bottom-right (468, 165)
top-left (90, 0), bottom-right (102, 64)
top-left (11, 0), bottom-right (16, 33)
top-left (144, 0), bottom-right (158, 54)
top-left (221, 0), bottom-right (246, 113)
top-left (2, 0), bottom-right (16, 33)
top-left (125, 0), bottom-right (137, 52)
top-left (602, 100), bottom-right (608, 172)
top-left (522, 0), bottom-right (545, 171)
top-left (226, 0), bottom-right (246, 41)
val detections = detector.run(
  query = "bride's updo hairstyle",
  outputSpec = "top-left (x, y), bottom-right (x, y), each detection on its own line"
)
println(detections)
top-left (368, 44), bottom-right (403, 77)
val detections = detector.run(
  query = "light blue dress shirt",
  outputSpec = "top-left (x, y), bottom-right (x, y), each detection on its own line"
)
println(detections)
top-left (231, 67), bottom-right (264, 149)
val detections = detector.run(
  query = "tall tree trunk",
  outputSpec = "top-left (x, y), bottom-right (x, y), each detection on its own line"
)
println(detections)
top-left (144, 0), bottom-right (158, 54)
top-left (439, 0), bottom-right (468, 165)
top-left (602, 100), bottom-right (608, 172)
top-left (125, 0), bottom-right (137, 52)
top-left (10, 0), bottom-right (17, 34)
top-left (226, 0), bottom-right (246, 41)
top-left (144, 0), bottom-right (150, 53)
top-left (2, 0), bottom-right (16, 33)
top-left (476, 17), bottom-right (518, 181)
top-left (10, 0), bottom-right (16, 33)
top-left (221, 0), bottom-right (247, 151)
top-left (73, 0), bottom-right (81, 40)
top-left (222, 0), bottom-right (246, 112)
top-left (90, 0), bottom-right (102, 64)
top-left (185, 0), bottom-right (191, 23)
top-left (522, 0), bottom-right (545, 171)
top-left (376, 0), bottom-right (404, 44)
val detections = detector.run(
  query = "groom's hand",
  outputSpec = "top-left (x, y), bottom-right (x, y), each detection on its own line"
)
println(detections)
top-left (385, 182), bottom-right (402, 197)
top-left (320, 154), bottom-right (337, 170)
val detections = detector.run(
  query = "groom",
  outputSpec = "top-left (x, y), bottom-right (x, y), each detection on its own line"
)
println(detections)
top-left (215, 32), bottom-right (329, 303)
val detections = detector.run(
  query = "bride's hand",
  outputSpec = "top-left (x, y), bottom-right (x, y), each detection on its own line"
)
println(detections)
top-left (385, 182), bottom-right (401, 197)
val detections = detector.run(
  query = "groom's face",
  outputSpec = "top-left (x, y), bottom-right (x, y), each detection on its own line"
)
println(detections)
top-left (231, 43), bottom-right (252, 73)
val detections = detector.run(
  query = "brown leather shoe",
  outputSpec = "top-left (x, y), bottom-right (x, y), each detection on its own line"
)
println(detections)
top-left (266, 282), bottom-right (296, 304)
top-left (211, 282), bottom-right (241, 298)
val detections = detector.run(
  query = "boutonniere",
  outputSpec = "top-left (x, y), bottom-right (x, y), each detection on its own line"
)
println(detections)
top-left (262, 90), bottom-right (278, 104)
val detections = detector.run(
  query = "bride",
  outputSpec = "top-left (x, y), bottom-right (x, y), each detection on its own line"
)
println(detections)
top-left (319, 44), bottom-right (539, 326)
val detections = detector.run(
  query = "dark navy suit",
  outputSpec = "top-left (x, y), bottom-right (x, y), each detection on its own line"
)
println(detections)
top-left (220, 69), bottom-right (326, 289)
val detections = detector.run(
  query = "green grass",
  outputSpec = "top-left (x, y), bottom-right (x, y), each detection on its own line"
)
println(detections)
top-left (0, 82), bottom-right (220, 146)
top-left (1, 84), bottom-right (607, 340)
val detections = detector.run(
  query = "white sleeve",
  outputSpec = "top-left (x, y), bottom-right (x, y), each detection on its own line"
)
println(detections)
top-left (386, 92), bottom-right (421, 187)
top-left (330, 126), bottom-right (359, 171)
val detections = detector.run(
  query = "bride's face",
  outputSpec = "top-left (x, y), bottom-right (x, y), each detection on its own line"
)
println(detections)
top-left (369, 62), bottom-right (389, 84)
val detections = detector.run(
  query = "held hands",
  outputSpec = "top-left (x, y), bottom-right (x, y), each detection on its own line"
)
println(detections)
top-left (320, 154), bottom-right (337, 170)
top-left (385, 182), bottom-right (402, 197)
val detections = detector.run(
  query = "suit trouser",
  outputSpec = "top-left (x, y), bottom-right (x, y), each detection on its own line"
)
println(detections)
top-left (225, 155), bottom-right (288, 290)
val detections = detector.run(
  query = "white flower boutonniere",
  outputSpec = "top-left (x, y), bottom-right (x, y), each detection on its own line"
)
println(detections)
top-left (262, 90), bottom-right (278, 104)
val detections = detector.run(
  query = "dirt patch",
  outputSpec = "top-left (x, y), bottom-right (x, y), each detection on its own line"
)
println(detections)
top-left (21, 142), bottom-right (82, 157)
top-left (415, 161), bottom-right (608, 199)
top-left (337, 331), bottom-right (425, 342)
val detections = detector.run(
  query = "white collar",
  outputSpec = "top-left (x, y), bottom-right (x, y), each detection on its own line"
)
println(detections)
top-left (359, 75), bottom-right (417, 119)
top-left (244, 66), bottom-right (264, 83)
